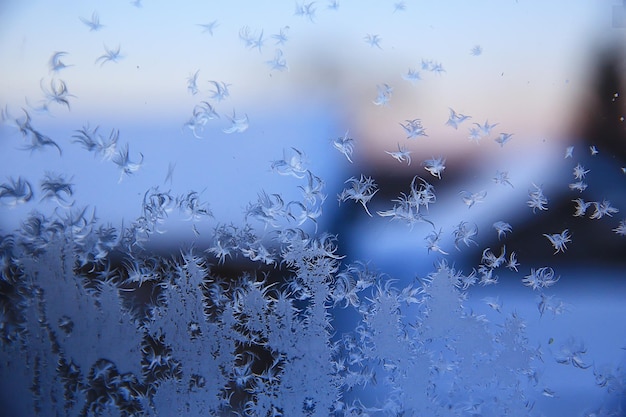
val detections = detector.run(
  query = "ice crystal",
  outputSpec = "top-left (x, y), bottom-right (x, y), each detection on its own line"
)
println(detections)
top-left (338, 175), bottom-right (378, 216)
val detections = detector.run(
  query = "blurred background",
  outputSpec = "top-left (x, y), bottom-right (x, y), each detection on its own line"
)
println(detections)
top-left (1, 0), bottom-right (626, 414)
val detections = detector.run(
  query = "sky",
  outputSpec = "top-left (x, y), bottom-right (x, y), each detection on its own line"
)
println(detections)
top-left (0, 0), bottom-right (622, 232)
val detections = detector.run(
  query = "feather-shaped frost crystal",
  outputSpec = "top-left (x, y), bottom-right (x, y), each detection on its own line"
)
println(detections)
top-left (522, 267), bottom-right (559, 290)
top-left (95, 44), bottom-right (123, 66)
top-left (286, 200), bottom-right (322, 231)
top-left (266, 49), bottom-right (288, 72)
top-left (555, 338), bottom-right (590, 369)
top-left (453, 221), bottom-right (479, 249)
top-left (469, 120), bottom-right (499, 143)
top-left (402, 68), bottom-right (421, 84)
top-left (207, 80), bottom-right (231, 102)
top-left (222, 110), bottom-right (249, 134)
top-left (613, 220), bottom-right (626, 236)
top-left (40, 78), bottom-right (75, 110)
top-left (422, 157), bottom-right (446, 179)
top-left (10, 109), bottom-right (62, 155)
top-left (187, 70), bottom-right (200, 95)
top-left (425, 229), bottom-right (448, 255)
top-left (332, 131), bottom-right (355, 163)
top-left (16, 112), bottom-right (63, 155)
top-left (445, 108), bottom-right (471, 129)
top-left (400, 118), bottom-right (427, 139)
top-left (40, 172), bottom-right (74, 207)
top-left (476, 120), bottom-right (499, 135)
top-left (493, 170), bottom-right (513, 187)
top-left (72, 125), bottom-right (119, 160)
top-left (377, 176), bottom-right (436, 228)
top-left (470, 45), bottom-right (483, 56)
top-left (245, 190), bottom-right (286, 228)
top-left (409, 176), bottom-right (437, 209)
top-left (184, 101), bottom-right (220, 138)
top-left (338, 175), bottom-right (378, 216)
top-left (364, 34), bottom-right (382, 49)
top-left (421, 59), bottom-right (446, 74)
top-left (527, 183), bottom-right (548, 213)
top-left (298, 170), bottom-right (326, 204)
top-left (493, 221), bottom-right (512, 240)
top-left (385, 143), bottom-right (411, 165)
top-left (543, 229), bottom-right (571, 254)
top-left (590, 199), bottom-right (619, 219)
top-left (572, 163), bottom-right (589, 180)
top-left (49, 51), bottom-right (72, 72)
top-left (112, 143), bottom-right (143, 182)
top-left (272, 26), bottom-right (290, 44)
top-left (467, 126), bottom-right (482, 143)
top-left (80, 11), bottom-right (103, 31)
top-left (572, 198), bottom-right (592, 217)
top-left (459, 189), bottom-right (487, 208)
top-left (177, 191), bottom-right (213, 221)
top-left (506, 252), bottom-right (520, 271)
top-left (164, 162), bottom-right (175, 185)
top-left (569, 181), bottom-right (587, 192)
top-left (483, 296), bottom-right (502, 312)
top-left (494, 133), bottom-right (513, 147)
top-left (393, 2), bottom-right (407, 12)
top-left (377, 194), bottom-right (434, 229)
top-left (197, 20), bottom-right (219, 35)
top-left (481, 246), bottom-right (506, 269)
top-left (295, 1), bottom-right (317, 21)
top-left (0, 177), bottom-right (34, 206)
top-left (271, 147), bottom-right (308, 178)
top-left (239, 26), bottom-right (265, 52)
top-left (373, 83), bottom-right (393, 106)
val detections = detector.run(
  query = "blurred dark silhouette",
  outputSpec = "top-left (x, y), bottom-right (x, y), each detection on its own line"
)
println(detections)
top-left (579, 46), bottom-right (626, 162)
top-left (507, 45), bottom-right (626, 267)
top-left (329, 44), bottom-right (626, 272)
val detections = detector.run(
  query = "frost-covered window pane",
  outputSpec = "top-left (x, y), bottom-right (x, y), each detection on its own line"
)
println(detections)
top-left (1, 1), bottom-right (625, 416)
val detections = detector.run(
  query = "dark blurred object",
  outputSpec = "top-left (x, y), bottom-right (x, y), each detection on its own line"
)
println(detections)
top-left (330, 44), bottom-right (626, 271)
top-left (507, 44), bottom-right (626, 267)
top-left (578, 46), bottom-right (626, 163)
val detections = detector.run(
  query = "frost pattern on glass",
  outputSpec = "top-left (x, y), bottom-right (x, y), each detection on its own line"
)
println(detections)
top-left (1, 1), bottom-right (625, 416)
